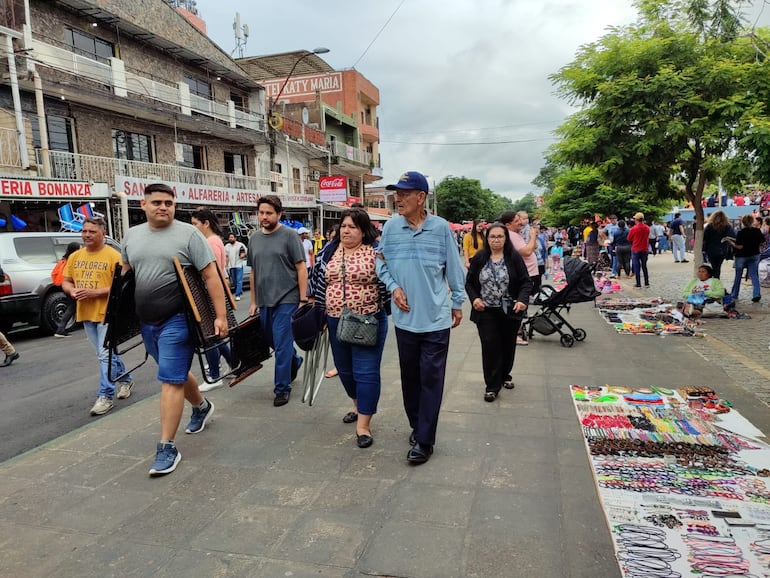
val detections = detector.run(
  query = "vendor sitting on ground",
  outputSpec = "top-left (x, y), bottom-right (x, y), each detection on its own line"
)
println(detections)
top-left (681, 263), bottom-right (742, 318)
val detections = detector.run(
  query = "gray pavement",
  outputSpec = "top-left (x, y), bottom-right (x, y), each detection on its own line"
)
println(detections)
top-left (1, 253), bottom-right (769, 578)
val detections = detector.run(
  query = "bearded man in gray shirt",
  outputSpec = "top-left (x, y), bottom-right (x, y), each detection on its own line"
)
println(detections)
top-left (248, 195), bottom-right (307, 407)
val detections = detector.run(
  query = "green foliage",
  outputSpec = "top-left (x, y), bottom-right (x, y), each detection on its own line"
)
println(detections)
top-left (544, 0), bottom-right (770, 246)
top-left (540, 165), bottom-right (669, 226)
top-left (435, 176), bottom-right (516, 223)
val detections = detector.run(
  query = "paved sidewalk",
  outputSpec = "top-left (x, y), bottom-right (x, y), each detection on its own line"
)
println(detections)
top-left (1, 254), bottom-right (768, 578)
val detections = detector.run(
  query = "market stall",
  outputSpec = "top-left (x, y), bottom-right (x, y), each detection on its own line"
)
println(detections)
top-left (572, 384), bottom-right (770, 577)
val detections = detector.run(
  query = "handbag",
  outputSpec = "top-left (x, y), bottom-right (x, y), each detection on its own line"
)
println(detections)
top-left (336, 252), bottom-right (378, 346)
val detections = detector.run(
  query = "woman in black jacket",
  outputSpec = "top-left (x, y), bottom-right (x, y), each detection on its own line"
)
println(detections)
top-left (465, 223), bottom-right (532, 402)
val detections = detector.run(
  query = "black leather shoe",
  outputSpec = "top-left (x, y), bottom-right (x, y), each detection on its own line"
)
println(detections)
top-left (342, 411), bottom-right (358, 424)
top-left (0, 352), bottom-right (19, 367)
top-left (407, 442), bottom-right (433, 465)
top-left (273, 392), bottom-right (290, 407)
top-left (356, 434), bottom-right (373, 448)
top-left (409, 431), bottom-right (416, 446)
top-left (290, 357), bottom-right (302, 383)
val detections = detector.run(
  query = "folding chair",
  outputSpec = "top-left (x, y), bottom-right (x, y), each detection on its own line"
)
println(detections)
top-left (229, 212), bottom-right (250, 237)
top-left (301, 328), bottom-right (331, 406)
top-left (58, 203), bottom-right (84, 232)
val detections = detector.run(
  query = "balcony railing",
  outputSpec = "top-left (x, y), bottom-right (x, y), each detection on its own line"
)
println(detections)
top-left (29, 38), bottom-right (266, 133)
top-left (35, 150), bottom-right (321, 196)
top-left (329, 140), bottom-right (371, 166)
top-left (0, 127), bottom-right (22, 168)
top-left (280, 117), bottom-right (327, 148)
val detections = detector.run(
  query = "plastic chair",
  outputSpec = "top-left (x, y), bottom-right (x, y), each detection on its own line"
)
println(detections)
top-left (58, 203), bottom-right (84, 232)
top-left (10, 214), bottom-right (27, 230)
top-left (229, 212), bottom-right (250, 236)
top-left (76, 203), bottom-right (104, 219)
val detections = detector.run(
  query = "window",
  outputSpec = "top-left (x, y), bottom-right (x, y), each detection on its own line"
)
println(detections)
top-left (292, 167), bottom-right (302, 193)
top-left (224, 152), bottom-right (246, 175)
top-left (230, 92), bottom-right (246, 112)
top-left (14, 236), bottom-right (58, 264)
top-left (112, 129), bottom-right (153, 163)
top-left (177, 143), bottom-right (205, 170)
top-left (30, 115), bottom-right (73, 152)
top-left (184, 75), bottom-right (211, 100)
top-left (64, 28), bottom-right (113, 64)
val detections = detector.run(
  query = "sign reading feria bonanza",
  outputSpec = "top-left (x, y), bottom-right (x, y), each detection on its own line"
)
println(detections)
top-left (0, 178), bottom-right (111, 199)
top-left (118, 176), bottom-right (316, 208)
top-left (319, 175), bottom-right (348, 203)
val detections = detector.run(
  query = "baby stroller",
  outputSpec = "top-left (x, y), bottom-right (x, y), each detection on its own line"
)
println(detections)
top-left (522, 256), bottom-right (601, 347)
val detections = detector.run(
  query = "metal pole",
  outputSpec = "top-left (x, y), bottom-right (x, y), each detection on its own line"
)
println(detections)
top-left (6, 35), bottom-right (29, 169)
top-left (32, 68), bottom-right (50, 177)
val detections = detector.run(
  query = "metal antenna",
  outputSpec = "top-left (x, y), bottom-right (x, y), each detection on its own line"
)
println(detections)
top-left (232, 12), bottom-right (248, 58)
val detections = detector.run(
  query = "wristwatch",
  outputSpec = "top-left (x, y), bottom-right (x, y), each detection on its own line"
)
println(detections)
top-left (300, 300), bottom-right (309, 303)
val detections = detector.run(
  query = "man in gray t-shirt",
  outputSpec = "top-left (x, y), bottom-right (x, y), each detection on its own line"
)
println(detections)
top-left (121, 183), bottom-right (225, 477)
top-left (248, 195), bottom-right (307, 407)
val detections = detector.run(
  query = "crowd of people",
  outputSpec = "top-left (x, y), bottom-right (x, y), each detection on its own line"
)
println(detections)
top-left (5, 173), bottom-right (769, 479)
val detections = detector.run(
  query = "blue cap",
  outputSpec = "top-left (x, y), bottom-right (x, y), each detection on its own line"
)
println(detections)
top-left (386, 171), bottom-right (429, 193)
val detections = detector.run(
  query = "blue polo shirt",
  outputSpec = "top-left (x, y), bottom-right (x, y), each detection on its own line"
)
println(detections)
top-left (376, 213), bottom-right (466, 333)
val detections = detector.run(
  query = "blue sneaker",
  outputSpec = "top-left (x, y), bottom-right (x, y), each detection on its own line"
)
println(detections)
top-left (149, 442), bottom-right (181, 477)
top-left (185, 399), bottom-right (214, 434)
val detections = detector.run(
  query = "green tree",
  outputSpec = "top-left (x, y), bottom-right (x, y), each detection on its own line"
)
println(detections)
top-left (434, 176), bottom-right (514, 222)
top-left (540, 165), bottom-right (670, 225)
top-left (435, 176), bottom-right (486, 223)
top-left (547, 0), bottom-right (770, 266)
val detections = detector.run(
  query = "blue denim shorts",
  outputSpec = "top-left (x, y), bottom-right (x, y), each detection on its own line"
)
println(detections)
top-left (141, 313), bottom-right (194, 384)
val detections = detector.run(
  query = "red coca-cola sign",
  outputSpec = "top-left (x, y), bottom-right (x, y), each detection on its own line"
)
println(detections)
top-left (319, 175), bottom-right (348, 203)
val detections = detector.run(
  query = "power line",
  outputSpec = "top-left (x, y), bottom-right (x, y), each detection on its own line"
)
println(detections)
top-left (381, 137), bottom-right (558, 146)
top-left (351, 0), bottom-right (407, 69)
top-left (401, 120), bottom-right (563, 136)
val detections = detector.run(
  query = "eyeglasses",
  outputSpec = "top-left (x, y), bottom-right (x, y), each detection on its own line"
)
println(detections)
top-left (393, 190), bottom-right (419, 198)
top-left (488, 235), bottom-right (506, 240)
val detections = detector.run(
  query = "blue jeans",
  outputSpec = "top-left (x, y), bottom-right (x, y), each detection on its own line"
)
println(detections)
top-left (229, 267), bottom-right (244, 297)
top-left (326, 310), bottom-right (388, 415)
top-left (262, 303), bottom-right (302, 394)
top-left (83, 321), bottom-right (131, 398)
top-left (141, 313), bottom-right (194, 385)
top-left (631, 251), bottom-right (649, 286)
top-left (204, 340), bottom-right (232, 380)
top-left (731, 255), bottom-right (760, 300)
top-left (672, 234), bottom-right (686, 261)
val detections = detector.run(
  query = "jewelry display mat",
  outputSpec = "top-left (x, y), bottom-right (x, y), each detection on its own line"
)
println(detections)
top-left (572, 384), bottom-right (770, 577)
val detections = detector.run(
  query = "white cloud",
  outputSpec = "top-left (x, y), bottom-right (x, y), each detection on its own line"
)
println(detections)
top-left (195, 0), bottom-right (770, 198)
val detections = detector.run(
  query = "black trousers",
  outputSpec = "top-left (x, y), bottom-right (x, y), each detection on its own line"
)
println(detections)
top-left (649, 237), bottom-right (658, 255)
top-left (615, 245), bottom-right (632, 276)
top-left (475, 308), bottom-right (520, 394)
top-left (395, 327), bottom-right (450, 447)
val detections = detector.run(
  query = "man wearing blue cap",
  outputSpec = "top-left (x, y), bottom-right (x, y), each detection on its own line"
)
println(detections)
top-left (376, 171), bottom-right (467, 465)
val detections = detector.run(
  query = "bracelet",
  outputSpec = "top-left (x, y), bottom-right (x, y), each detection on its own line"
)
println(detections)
top-left (300, 300), bottom-right (309, 303)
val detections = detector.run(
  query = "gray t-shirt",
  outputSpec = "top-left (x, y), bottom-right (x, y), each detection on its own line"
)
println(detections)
top-left (121, 220), bottom-right (215, 325)
top-left (248, 225), bottom-right (305, 307)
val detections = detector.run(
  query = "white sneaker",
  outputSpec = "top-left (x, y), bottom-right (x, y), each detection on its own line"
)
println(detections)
top-left (116, 381), bottom-right (134, 399)
top-left (90, 396), bottom-right (114, 415)
top-left (235, 296), bottom-right (241, 301)
top-left (199, 378), bottom-right (224, 392)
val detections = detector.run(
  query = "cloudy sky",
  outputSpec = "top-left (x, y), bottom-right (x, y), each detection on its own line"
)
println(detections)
top-left (194, 0), bottom-right (770, 199)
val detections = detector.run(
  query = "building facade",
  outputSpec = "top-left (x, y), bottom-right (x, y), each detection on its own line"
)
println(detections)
top-left (237, 51), bottom-right (383, 211)
top-left (0, 0), bottom-right (329, 240)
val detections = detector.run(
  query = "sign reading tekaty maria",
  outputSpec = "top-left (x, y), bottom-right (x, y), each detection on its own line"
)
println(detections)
top-left (118, 176), bottom-right (316, 208)
top-left (0, 178), bottom-right (110, 199)
top-left (319, 175), bottom-right (348, 203)
top-left (263, 72), bottom-right (343, 102)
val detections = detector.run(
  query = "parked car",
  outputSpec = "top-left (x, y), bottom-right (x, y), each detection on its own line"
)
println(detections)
top-left (0, 232), bottom-right (120, 334)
